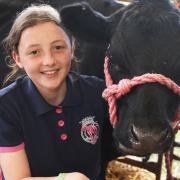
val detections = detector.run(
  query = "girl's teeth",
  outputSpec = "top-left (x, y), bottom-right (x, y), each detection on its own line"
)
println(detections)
top-left (44, 71), bottom-right (56, 75)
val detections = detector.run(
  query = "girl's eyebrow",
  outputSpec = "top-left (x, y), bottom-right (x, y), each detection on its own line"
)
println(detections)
top-left (51, 39), bottom-right (66, 44)
top-left (26, 40), bottom-right (66, 49)
top-left (26, 44), bottom-right (41, 49)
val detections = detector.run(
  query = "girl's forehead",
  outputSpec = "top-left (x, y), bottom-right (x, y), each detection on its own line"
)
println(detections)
top-left (19, 22), bottom-right (71, 45)
top-left (22, 21), bottom-right (66, 35)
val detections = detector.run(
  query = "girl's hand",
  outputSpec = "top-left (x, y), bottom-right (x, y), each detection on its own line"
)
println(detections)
top-left (58, 172), bottom-right (90, 180)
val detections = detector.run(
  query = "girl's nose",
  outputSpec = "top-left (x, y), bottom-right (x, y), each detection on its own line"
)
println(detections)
top-left (42, 51), bottom-right (56, 66)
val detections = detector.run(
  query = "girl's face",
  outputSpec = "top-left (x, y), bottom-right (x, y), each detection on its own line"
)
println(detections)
top-left (13, 21), bottom-right (74, 94)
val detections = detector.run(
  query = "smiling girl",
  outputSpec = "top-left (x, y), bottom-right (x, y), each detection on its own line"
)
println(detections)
top-left (0, 4), bottom-right (116, 180)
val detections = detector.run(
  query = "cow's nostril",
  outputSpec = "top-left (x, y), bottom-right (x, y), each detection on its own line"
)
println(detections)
top-left (159, 127), bottom-right (173, 146)
top-left (159, 128), bottom-right (169, 141)
top-left (129, 124), bottom-right (173, 154)
top-left (130, 125), bottom-right (140, 143)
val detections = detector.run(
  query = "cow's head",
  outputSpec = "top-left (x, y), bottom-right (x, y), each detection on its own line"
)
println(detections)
top-left (60, 0), bottom-right (180, 156)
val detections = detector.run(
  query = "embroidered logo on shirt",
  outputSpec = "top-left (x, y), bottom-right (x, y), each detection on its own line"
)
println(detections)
top-left (80, 116), bottom-right (99, 145)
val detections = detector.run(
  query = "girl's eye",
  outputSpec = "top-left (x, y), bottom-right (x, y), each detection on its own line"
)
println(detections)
top-left (54, 45), bottom-right (65, 50)
top-left (29, 50), bottom-right (39, 56)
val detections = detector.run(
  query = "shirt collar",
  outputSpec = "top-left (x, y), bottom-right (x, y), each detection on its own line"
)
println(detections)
top-left (61, 73), bottom-right (82, 107)
top-left (23, 73), bottom-right (82, 116)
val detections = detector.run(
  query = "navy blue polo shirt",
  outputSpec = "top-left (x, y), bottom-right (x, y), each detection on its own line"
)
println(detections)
top-left (0, 73), bottom-right (116, 180)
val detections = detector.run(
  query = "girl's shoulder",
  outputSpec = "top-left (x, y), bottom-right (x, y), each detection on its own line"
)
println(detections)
top-left (71, 74), bottom-right (106, 97)
top-left (0, 76), bottom-right (28, 104)
top-left (72, 73), bottom-right (105, 90)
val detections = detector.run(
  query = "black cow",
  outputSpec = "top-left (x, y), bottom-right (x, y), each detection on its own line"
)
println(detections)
top-left (0, 0), bottom-right (124, 87)
top-left (60, 0), bottom-right (180, 156)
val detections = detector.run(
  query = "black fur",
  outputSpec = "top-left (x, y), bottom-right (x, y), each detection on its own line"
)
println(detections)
top-left (60, 0), bottom-right (180, 156)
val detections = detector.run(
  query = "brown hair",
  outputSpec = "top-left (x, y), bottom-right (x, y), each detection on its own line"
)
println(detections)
top-left (3, 4), bottom-right (77, 86)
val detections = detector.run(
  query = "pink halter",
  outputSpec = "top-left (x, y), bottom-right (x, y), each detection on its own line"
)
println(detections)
top-left (102, 56), bottom-right (180, 129)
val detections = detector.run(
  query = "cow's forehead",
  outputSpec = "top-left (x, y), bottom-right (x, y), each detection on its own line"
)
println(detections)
top-left (107, 1), bottom-right (180, 82)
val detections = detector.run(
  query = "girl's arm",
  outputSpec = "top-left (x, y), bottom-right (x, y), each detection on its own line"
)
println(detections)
top-left (0, 149), bottom-right (89, 180)
top-left (0, 149), bottom-right (32, 180)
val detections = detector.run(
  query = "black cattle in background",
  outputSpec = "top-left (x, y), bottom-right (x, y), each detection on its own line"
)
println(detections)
top-left (0, 0), bottom-right (124, 87)
top-left (60, 0), bottom-right (180, 156)
top-left (56, 0), bottom-right (125, 79)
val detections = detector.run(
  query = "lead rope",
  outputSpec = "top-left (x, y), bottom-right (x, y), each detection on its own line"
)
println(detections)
top-left (102, 56), bottom-right (180, 180)
top-left (165, 107), bottom-right (180, 180)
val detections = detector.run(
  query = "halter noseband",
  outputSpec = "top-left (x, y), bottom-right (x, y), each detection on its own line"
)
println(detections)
top-left (102, 56), bottom-right (180, 129)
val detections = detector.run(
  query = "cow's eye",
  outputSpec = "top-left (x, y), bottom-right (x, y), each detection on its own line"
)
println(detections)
top-left (114, 64), bottom-right (121, 72)
top-left (110, 61), bottom-right (124, 72)
top-left (109, 61), bottom-right (130, 80)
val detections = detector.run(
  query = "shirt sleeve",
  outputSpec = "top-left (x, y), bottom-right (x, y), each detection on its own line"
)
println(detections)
top-left (0, 107), bottom-right (24, 152)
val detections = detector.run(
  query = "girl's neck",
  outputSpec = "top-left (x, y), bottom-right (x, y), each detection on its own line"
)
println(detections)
top-left (38, 81), bottom-right (67, 106)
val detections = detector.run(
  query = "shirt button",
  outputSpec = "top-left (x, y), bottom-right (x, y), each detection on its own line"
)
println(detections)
top-left (58, 120), bottom-right (64, 127)
top-left (60, 133), bottom-right (68, 141)
top-left (56, 107), bottom-right (63, 114)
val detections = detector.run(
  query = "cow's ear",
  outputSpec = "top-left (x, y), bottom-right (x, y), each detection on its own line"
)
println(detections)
top-left (60, 2), bottom-right (112, 44)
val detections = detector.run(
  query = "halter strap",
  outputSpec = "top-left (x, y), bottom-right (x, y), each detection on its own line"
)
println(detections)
top-left (103, 56), bottom-right (180, 128)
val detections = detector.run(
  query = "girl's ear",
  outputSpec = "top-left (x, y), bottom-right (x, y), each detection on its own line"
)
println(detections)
top-left (12, 51), bottom-right (23, 68)
top-left (71, 39), bottom-right (75, 59)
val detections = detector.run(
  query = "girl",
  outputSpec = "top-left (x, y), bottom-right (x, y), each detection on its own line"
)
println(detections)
top-left (0, 4), bottom-right (116, 180)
